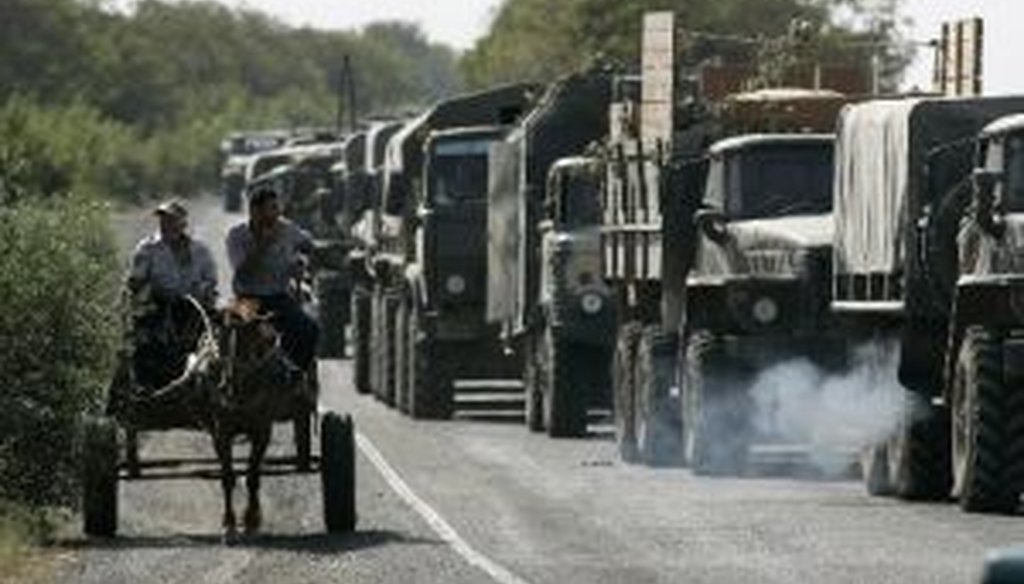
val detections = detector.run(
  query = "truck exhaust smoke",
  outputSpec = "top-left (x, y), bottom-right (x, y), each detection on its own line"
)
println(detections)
top-left (747, 341), bottom-right (915, 477)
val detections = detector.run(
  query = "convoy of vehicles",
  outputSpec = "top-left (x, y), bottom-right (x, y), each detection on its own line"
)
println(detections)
top-left (200, 8), bottom-right (1024, 529)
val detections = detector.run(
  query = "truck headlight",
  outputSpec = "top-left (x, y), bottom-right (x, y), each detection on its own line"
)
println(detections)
top-left (751, 296), bottom-right (779, 324)
top-left (445, 274), bottom-right (466, 295)
top-left (581, 292), bottom-right (604, 315)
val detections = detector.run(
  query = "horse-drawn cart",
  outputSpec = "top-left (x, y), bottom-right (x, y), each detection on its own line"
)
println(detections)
top-left (82, 295), bottom-right (357, 537)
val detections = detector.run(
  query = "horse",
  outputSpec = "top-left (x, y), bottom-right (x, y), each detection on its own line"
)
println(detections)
top-left (162, 296), bottom-right (310, 540)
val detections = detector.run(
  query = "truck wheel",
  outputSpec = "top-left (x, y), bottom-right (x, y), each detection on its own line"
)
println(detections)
top-left (83, 417), bottom-right (118, 537)
top-left (370, 288), bottom-right (383, 399)
top-left (523, 332), bottom-right (545, 432)
top-left (683, 333), bottom-right (752, 476)
top-left (613, 323), bottom-right (642, 462)
top-left (952, 327), bottom-right (1020, 513)
top-left (321, 412), bottom-right (357, 533)
top-left (542, 325), bottom-right (588, 438)
top-left (396, 298), bottom-right (413, 415)
top-left (352, 287), bottom-right (371, 394)
top-left (408, 304), bottom-right (454, 420)
top-left (381, 294), bottom-right (399, 407)
top-left (633, 327), bottom-right (681, 466)
top-left (886, 395), bottom-right (950, 501)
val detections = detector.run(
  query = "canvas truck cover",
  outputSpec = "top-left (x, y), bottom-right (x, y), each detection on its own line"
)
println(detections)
top-left (381, 83), bottom-right (537, 217)
top-left (487, 140), bottom-right (522, 325)
top-left (485, 71), bottom-right (612, 334)
top-left (834, 96), bottom-right (1024, 277)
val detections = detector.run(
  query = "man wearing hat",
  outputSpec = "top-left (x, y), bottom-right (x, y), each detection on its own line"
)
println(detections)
top-left (127, 199), bottom-right (218, 308)
top-left (121, 199), bottom-right (218, 391)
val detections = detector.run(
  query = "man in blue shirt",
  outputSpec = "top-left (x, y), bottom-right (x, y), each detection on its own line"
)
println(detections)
top-left (226, 188), bottom-right (319, 371)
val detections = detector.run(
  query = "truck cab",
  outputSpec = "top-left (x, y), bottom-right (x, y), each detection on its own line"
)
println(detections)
top-left (688, 134), bottom-right (834, 335)
top-left (680, 133), bottom-right (840, 475)
top-left (418, 126), bottom-right (503, 335)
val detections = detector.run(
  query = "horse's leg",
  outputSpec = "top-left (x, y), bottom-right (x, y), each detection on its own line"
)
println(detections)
top-left (212, 429), bottom-right (237, 539)
top-left (243, 425), bottom-right (271, 534)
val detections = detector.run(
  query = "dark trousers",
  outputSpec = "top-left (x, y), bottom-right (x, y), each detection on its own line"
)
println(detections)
top-left (254, 294), bottom-right (320, 369)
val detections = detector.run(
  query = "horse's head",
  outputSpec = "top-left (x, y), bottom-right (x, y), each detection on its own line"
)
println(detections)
top-left (219, 299), bottom-right (279, 374)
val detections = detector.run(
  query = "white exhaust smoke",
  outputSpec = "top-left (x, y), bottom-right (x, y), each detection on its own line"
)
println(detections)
top-left (747, 341), bottom-right (915, 477)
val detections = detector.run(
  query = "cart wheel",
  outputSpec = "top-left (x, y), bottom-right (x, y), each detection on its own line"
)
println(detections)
top-left (321, 412), bottom-right (356, 533)
top-left (83, 417), bottom-right (118, 537)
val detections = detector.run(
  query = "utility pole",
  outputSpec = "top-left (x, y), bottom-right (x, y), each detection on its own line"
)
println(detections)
top-left (335, 55), bottom-right (358, 136)
top-left (344, 55), bottom-right (357, 133)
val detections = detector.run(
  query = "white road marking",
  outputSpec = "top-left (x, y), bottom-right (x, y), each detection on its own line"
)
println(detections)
top-left (355, 432), bottom-right (534, 584)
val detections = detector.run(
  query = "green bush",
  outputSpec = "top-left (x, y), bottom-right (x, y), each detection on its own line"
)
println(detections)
top-left (0, 197), bottom-right (119, 508)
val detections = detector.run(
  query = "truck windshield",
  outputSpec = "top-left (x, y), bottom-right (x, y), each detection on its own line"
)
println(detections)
top-left (724, 143), bottom-right (833, 219)
top-left (430, 139), bottom-right (493, 204)
top-left (1004, 134), bottom-right (1024, 212)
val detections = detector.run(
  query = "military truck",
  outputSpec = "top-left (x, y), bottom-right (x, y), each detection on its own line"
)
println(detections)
top-left (832, 98), bottom-right (1024, 513)
top-left (361, 85), bottom-right (535, 416)
top-left (343, 123), bottom-right (404, 381)
top-left (606, 11), bottom-right (858, 469)
top-left (486, 71), bottom-right (615, 437)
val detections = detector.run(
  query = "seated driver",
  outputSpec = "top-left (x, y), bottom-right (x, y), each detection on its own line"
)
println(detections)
top-left (226, 187), bottom-right (319, 375)
top-left (121, 199), bottom-right (218, 392)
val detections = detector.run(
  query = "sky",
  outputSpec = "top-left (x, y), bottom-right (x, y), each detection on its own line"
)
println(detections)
top-left (112, 0), bottom-right (1024, 94)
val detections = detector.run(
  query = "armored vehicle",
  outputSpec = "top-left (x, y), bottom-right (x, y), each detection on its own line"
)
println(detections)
top-left (486, 71), bottom-right (615, 437)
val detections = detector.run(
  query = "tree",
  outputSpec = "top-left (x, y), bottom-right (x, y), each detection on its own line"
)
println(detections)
top-left (461, 0), bottom-right (909, 89)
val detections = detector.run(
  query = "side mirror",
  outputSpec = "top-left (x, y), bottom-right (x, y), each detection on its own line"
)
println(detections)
top-left (694, 208), bottom-right (730, 243)
top-left (972, 168), bottom-right (1006, 237)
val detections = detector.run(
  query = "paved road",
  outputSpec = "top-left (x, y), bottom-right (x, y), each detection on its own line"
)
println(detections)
top-left (55, 199), bottom-right (1024, 583)
top-left (55, 355), bottom-right (1024, 584)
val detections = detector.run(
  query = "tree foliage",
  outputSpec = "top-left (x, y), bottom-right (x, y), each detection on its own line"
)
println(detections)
top-left (462, 0), bottom-right (910, 90)
top-left (0, 0), bottom-right (462, 201)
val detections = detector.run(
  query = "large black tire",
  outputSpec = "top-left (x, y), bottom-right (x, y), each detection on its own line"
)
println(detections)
top-left (321, 412), bottom-right (357, 533)
top-left (83, 417), bottom-right (118, 537)
top-left (613, 323), bottom-right (642, 463)
top-left (633, 327), bottom-right (682, 466)
top-left (377, 294), bottom-right (398, 407)
top-left (886, 395), bottom-right (950, 501)
top-left (395, 297), bottom-right (411, 415)
top-left (408, 304), bottom-right (454, 420)
top-left (523, 332), bottom-right (545, 433)
top-left (351, 287), bottom-right (372, 394)
top-left (952, 327), bottom-right (1021, 513)
top-left (542, 325), bottom-right (589, 438)
top-left (682, 333), bottom-right (752, 476)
